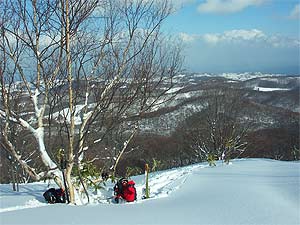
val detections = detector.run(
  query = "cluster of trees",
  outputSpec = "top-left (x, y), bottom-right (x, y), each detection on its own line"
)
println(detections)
top-left (117, 86), bottom-right (299, 173)
top-left (244, 124), bottom-right (299, 160)
top-left (0, 0), bottom-right (181, 203)
top-left (173, 88), bottom-right (253, 162)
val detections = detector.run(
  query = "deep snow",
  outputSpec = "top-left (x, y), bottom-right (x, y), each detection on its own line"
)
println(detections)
top-left (0, 159), bottom-right (299, 225)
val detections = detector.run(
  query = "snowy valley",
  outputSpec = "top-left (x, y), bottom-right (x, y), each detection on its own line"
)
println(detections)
top-left (1, 72), bottom-right (299, 182)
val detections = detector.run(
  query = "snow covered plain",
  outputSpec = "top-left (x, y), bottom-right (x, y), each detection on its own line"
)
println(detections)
top-left (0, 159), bottom-right (299, 225)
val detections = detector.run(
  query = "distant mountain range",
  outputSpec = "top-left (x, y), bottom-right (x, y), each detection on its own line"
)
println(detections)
top-left (136, 73), bottom-right (299, 135)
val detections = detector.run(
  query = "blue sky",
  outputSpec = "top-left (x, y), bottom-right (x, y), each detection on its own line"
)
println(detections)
top-left (163, 0), bottom-right (300, 74)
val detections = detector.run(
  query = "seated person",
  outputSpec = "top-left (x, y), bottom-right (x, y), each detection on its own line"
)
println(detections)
top-left (114, 178), bottom-right (136, 203)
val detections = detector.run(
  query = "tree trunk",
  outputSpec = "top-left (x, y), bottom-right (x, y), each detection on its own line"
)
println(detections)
top-left (65, 0), bottom-right (75, 203)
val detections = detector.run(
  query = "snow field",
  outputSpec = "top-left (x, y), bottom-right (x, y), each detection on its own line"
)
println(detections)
top-left (0, 159), bottom-right (299, 225)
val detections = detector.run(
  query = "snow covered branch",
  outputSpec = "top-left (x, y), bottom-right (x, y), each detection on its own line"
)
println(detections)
top-left (112, 125), bottom-right (139, 176)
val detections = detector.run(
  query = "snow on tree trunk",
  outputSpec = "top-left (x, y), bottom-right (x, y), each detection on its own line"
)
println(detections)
top-left (65, 0), bottom-right (75, 204)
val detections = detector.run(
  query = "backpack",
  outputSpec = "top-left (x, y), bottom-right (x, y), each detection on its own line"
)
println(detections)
top-left (127, 181), bottom-right (137, 201)
top-left (114, 178), bottom-right (127, 196)
top-left (114, 178), bottom-right (137, 201)
top-left (43, 188), bottom-right (66, 204)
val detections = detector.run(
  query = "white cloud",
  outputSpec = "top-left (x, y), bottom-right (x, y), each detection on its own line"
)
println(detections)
top-left (202, 34), bottom-right (220, 44)
top-left (179, 32), bottom-right (198, 42)
top-left (197, 0), bottom-right (266, 14)
top-left (180, 29), bottom-right (267, 43)
top-left (288, 4), bottom-right (300, 20)
top-left (179, 29), bottom-right (300, 48)
top-left (201, 29), bottom-right (268, 45)
top-left (267, 35), bottom-right (300, 48)
top-left (222, 29), bottom-right (266, 41)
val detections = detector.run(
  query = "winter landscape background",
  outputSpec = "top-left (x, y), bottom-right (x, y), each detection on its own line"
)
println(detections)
top-left (1, 72), bottom-right (299, 183)
top-left (1, 71), bottom-right (299, 224)
top-left (1, 0), bottom-right (299, 224)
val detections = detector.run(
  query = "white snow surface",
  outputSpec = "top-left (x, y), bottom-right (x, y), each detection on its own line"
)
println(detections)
top-left (253, 87), bottom-right (291, 92)
top-left (0, 159), bottom-right (299, 225)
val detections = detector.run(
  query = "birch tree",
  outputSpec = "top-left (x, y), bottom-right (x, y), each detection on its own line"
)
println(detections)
top-left (1, 0), bottom-right (64, 187)
top-left (0, 0), bottom-right (181, 203)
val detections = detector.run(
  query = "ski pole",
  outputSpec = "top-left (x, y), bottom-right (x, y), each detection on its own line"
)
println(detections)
top-left (144, 163), bottom-right (150, 199)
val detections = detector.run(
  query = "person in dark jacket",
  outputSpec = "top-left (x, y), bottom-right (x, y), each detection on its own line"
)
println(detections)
top-left (43, 188), bottom-right (66, 204)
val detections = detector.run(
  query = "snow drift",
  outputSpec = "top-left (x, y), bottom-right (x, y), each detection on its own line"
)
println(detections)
top-left (0, 159), bottom-right (299, 225)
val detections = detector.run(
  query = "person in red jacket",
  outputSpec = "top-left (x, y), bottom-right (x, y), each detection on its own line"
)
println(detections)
top-left (114, 178), bottom-right (136, 203)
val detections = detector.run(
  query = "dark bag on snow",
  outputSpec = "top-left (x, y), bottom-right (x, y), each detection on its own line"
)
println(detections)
top-left (113, 177), bottom-right (127, 195)
top-left (43, 188), bottom-right (66, 204)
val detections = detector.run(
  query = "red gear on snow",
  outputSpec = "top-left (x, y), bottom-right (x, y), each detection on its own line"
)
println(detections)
top-left (116, 180), bottom-right (136, 202)
top-left (122, 180), bottom-right (136, 202)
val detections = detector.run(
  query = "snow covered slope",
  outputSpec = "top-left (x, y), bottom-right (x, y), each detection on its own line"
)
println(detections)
top-left (0, 159), bottom-right (299, 225)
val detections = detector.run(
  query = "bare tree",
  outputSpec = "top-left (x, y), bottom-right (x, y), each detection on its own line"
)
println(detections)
top-left (177, 88), bottom-right (253, 163)
top-left (0, 0), bottom-right (181, 203)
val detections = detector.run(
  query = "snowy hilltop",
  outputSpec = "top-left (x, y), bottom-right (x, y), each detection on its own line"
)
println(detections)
top-left (0, 159), bottom-right (299, 225)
